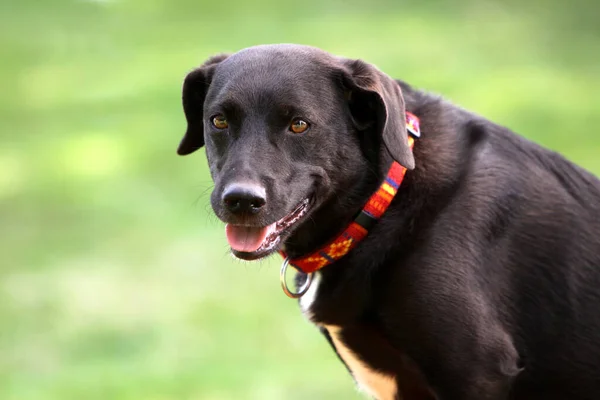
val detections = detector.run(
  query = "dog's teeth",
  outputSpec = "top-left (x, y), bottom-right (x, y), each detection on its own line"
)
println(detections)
top-left (255, 197), bottom-right (310, 254)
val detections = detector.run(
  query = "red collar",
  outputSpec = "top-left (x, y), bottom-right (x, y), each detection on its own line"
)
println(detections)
top-left (279, 112), bottom-right (420, 275)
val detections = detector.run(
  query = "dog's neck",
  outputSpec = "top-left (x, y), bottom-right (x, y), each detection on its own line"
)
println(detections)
top-left (282, 155), bottom-right (412, 275)
top-left (283, 83), bottom-right (477, 274)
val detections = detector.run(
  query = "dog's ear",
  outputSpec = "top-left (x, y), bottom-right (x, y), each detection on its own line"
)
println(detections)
top-left (178, 54), bottom-right (229, 156)
top-left (337, 59), bottom-right (415, 170)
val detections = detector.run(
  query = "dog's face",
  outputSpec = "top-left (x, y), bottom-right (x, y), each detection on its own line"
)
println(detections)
top-left (178, 44), bottom-right (414, 260)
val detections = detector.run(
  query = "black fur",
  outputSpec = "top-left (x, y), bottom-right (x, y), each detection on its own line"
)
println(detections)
top-left (178, 44), bottom-right (600, 400)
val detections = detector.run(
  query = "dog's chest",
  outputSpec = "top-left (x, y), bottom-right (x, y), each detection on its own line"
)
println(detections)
top-left (300, 273), bottom-right (400, 400)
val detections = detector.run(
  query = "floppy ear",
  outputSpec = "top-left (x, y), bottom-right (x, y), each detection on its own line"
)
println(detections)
top-left (177, 54), bottom-right (229, 156)
top-left (338, 59), bottom-right (415, 170)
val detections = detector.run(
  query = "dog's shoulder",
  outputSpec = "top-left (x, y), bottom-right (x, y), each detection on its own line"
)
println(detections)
top-left (396, 80), bottom-right (600, 269)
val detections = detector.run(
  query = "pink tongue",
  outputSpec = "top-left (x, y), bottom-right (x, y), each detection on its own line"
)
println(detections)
top-left (225, 223), bottom-right (275, 252)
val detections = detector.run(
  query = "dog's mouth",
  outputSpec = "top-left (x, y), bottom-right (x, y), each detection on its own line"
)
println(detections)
top-left (225, 197), bottom-right (312, 261)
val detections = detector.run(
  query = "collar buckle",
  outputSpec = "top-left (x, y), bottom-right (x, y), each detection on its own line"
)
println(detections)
top-left (406, 111), bottom-right (421, 138)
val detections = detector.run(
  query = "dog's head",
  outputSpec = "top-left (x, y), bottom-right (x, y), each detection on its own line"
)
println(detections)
top-left (179, 44), bottom-right (414, 260)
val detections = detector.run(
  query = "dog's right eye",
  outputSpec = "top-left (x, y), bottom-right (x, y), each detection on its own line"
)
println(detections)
top-left (289, 119), bottom-right (309, 134)
top-left (211, 115), bottom-right (228, 130)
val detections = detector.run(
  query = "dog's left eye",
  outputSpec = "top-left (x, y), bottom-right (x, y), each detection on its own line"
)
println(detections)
top-left (289, 119), bottom-right (309, 134)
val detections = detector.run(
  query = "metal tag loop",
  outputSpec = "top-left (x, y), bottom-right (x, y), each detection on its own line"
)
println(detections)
top-left (280, 258), bottom-right (313, 298)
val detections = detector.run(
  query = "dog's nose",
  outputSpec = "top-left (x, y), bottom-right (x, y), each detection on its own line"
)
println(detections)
top-left (222, 183), bottom-right (267, 214)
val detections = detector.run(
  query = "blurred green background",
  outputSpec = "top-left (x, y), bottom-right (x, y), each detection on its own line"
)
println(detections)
top-left (1, 0), bottom-right (599, 399)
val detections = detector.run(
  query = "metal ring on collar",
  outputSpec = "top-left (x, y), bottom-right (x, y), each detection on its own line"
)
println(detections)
top-left (280, 258), bottom-right (313, 298)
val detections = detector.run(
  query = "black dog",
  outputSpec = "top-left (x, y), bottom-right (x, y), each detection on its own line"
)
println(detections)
top-left (177, 44), bottom-right (600, 400)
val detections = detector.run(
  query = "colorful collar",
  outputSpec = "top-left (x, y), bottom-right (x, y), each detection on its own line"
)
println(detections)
top-left (279, 112), bottom-right (420, 297)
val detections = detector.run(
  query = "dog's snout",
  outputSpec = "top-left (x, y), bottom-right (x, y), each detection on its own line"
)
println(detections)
top-left (222, 183), bottom-right (267, 215)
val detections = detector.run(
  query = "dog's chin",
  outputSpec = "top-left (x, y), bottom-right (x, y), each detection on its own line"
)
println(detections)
top-left (228, 197), bottom-right (314, 261)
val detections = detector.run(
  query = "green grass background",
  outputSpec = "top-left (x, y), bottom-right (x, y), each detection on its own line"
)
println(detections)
top-left (1, 0), bottom-right (599, 399)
